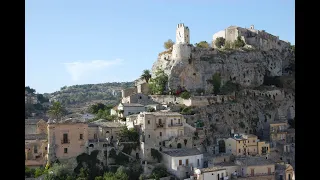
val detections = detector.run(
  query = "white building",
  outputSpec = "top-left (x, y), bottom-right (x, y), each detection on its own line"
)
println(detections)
top-left (162, 148), bottom-right (203, 179)
top-left (117, 103), bottom-right (145, 117)
top-left (194, 167), bottom-right (228, 180)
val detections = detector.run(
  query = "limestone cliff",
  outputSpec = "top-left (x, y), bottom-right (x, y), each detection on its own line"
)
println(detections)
top-left (152, 44), bottom-right (295, 93)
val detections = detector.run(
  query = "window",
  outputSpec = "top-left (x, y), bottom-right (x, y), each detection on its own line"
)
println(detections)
top-left (94, 134), bottom-right (97, 139)
top-left (238, 149), bottom-right (241, 153)
top-left (186, 159), bottom-right (189, 166)
top-left (160, 132), bottom-right (162, 136)
top-left (148, 135), bottom-right (150, 138)
top-left (34, 146), bottom-right (38, 154)
top-left (64, 148), bottom-right (68, 154)
top-left (80, 134), bottom-right (83, 140)
top-left (253, 140), bottom-right (255, 143)
top-left (197, 159), bottom-right (200, 166)
top-left (178, 119), bottom-right (181, 124)
top-left (45, 147), bottom-right (47, 150)
top-left (63, 133), bottom-right (68, 143)
top-left (179, 160), bottom-right (182, 165)
top-left (148, 120), bottom-right (150, 124)
top-left (248, 140), bottom-right (249, 143)
top-left (159, 119), bottom-right (162, 124)
top-left (159, 142), bottom-right (161, 145)
top-left (238, 141), bottom-right (240, 144)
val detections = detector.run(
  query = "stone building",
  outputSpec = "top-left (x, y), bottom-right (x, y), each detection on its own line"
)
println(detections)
top-left (137, 111), bottom-right (186, 161)
top-left (193, 167), bottom-right (227, 180)
top-left (225, 134), bottom-right (270, 156)
top-left (176, 23), bottom-right (190, 44)
top-left (25, 119), bottom-right (48, 167)
top-left (212, 25), bottom-right (290, 51)
top-left (162, 148), bottom-right (203, 179)
top-left (235, 157), bottom-right (275, 180)
top-left (87, 119), bottom-right (123, 153)
top-left (47, 118), bottom-right (88, 163)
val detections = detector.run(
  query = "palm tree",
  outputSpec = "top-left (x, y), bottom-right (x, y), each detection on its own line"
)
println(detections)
top-left (140, 69), bottom-right (152, 83)
top-left (48, 101), bottom-right (67, 121)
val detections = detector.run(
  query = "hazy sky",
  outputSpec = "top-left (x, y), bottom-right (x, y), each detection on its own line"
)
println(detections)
top-left (25, 0), bottom-right (295, 94)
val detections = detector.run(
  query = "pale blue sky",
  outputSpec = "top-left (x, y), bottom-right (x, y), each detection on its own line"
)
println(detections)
top-left (26, 0), bottom-right (295, 94)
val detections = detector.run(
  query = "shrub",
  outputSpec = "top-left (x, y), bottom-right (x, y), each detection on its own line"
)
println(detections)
top-left (215, 37), bottom-right (226, 48)
top-left (239, 122), bottom-right (245, 128)
top-left (220, 81), bottom-right (240, 95)
top-left (164, 39), bottom-right (174, 50)
top-left (195, 41), bottom-right (210, 48)
top-left (180, 91), bottom-right (191, 99)
top-left (234, 36), bottom-right (245, 48)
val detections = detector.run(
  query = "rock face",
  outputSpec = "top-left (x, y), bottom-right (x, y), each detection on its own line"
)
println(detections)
top-left (152, 44), bottom-right (295, 93)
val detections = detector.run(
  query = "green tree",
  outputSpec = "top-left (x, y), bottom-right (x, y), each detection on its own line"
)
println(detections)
top-left (140, 69), bottom-right (152, 83)
top-left (37, 94), bottom-right (50, 103)
top-left (25, 86), bottom-right (36, 94)
top-left (34, 167), bottom-right (45, 178)
top-left (234, 36), bottom-right (245, 48)
top-left (215, 37), bottom-right (225, 48)
top-left (149, 69), bottom-right (168, 95)
top-left (208, 73), bottom-right (221, 95)
top-left (119, 126), bottom-right (139, 142)
top-left (195, 41), bottom-right (210, 48)
top-left (164, 39), bottom-right (174, 49)
top-left (48, 101), bottom-right (67, 120)
top-left (150, 165), bottom-right (167, 180)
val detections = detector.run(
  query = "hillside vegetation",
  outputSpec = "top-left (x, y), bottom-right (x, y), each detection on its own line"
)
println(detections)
top-left (49, 82), bottom-right (134, 107)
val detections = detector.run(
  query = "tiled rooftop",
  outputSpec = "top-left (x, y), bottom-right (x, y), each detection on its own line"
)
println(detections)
top-left (162, 148), bottom-right (202, 157)
top-left (48, 118), bottom-right (86, 124)
top-left (236, 157), bottom-right (275, 166)
top-left (25, 133), bottom-right (47, 140)
top-left (144, 111), bottom-right (182, 116)
top-left (200, 167), bottom-right (226, 173)
top-left (88, 119), bottom-right (123, 128)
top-left (121, 103), bottom-right (144, 107)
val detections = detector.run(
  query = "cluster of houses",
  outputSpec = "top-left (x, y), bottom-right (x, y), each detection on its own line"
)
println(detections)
top-left (25, 79), bottom-right (295, 180)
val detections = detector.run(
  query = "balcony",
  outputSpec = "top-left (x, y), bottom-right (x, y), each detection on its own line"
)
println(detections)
top-left (61, 139), bottom-right (70, 144)
top-left (156, 123), bottom-right (165, 128)
top-left (168, 123), bottom-right (183, 127)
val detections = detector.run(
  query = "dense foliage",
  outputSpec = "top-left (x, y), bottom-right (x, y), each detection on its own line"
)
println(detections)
top-left (219, 81), bottom-right (240, 95)
top-left (149, 69), bottom-right (168, 95)
top-left (48, 101), bottom-right (68, 120)
top-left (164, 39), bottom-right (174, 49)
top-left (195, 41), bottom-right (210, 48)
top-left (118, 126), bottom-right (140, 143)
top-left (215, 37), bottom-right (225, 48)
top-left (50, 82), bottom-right (134, 106)
top-left (140, 69), bottom-right (152, 83)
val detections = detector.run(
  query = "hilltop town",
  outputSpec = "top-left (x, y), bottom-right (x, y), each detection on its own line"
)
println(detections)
top-left (25, 23), bottom-right (295, 180)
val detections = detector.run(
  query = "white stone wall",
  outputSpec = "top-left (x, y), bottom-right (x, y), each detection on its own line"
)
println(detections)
top-left (176, 23), bottom-right (190, 44)
top-left (172, 44), bottom-right (192, 62)
top-left (202, 169), bottom-right (227, 180)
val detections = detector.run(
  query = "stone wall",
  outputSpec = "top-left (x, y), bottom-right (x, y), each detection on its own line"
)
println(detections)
top-left (121, 93), bottom-right (158, 106)
top-left (150, 95), bottom-right (184, 105)
top-left (122, 87), bottom-right (137, 98)
top-left (137, 83), bottom-right (150, 94)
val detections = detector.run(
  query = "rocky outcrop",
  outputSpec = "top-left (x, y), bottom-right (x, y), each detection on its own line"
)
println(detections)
top-left (152, 45), bottom-right (295, 93)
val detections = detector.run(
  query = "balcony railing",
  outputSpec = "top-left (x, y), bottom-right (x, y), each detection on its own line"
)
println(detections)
top-left (156, 123), bottom-right (165, 128)
top-left (61, 139), bottom-right (70, 144)
top-left (168, 123), bottom-right (183, 127)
